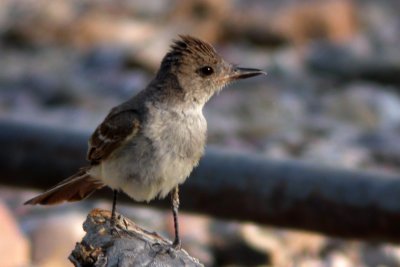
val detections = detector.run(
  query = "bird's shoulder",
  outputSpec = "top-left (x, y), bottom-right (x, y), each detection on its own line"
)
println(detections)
top-left (87, 95), bottom-right (145, 164)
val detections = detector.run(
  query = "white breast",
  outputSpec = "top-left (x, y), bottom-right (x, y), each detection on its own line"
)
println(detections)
top-left (90, 102), bottom-right (207, 202)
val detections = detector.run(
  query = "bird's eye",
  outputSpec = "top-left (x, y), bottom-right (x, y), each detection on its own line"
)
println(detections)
top-left (198, 66), bottom-right (214, 77)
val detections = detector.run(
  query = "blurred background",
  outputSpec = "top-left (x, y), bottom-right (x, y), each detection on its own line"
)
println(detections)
top-left (1, 0), bottom-right (400, 266)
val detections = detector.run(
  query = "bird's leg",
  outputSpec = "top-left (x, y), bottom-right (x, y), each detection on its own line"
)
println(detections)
top-left (109, 189), bottom-right (132, 238)
top-left (171, 186), bottom-right (181, 249)
top-left (150, 187), bottom-right (181, 254)
top-left (110, 189), bottom-right (118, 230)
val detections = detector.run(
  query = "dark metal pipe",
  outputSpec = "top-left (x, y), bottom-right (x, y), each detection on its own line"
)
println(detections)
top-left (1, 119), bottom-right (400, 243)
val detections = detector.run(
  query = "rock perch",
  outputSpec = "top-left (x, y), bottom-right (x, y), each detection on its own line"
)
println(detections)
top-left (69, 209), bottom-right (203, 267)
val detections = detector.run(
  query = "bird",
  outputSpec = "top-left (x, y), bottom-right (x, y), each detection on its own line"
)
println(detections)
top-left (24, 35), bottom-right (266, 249)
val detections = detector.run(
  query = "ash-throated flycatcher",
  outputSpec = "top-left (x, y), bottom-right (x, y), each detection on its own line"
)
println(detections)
top-left (25, 35), bottom-right (265, 248)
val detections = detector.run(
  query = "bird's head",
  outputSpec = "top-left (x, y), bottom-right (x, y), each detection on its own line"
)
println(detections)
top-left (155, 35), bottom-right (266, 106)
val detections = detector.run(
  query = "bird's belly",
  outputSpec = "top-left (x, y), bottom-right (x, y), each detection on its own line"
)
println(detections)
top-left (93, 153), bottom-right (194, 202)
top-left (90, 121), bottom-right (205, 202)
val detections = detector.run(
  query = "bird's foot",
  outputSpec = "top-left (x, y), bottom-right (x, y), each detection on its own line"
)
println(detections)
top-left (151, 241), bottom-right (181, 258)
top-left (110, 226), bottom-right (123, 238)
top-left (172, 238), bottom-right (181, 250)
top-left (109, 214), bottom-right (125, 238)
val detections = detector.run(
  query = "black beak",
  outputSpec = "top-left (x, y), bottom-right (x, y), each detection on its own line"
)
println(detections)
top-left (230, 67), bottom-right (267, 80)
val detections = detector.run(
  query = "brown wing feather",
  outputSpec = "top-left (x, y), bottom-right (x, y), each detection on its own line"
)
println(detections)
top-left (24, 168), bottom-right (104, 205)
top-left (87, 109), bottom-right (141, 164)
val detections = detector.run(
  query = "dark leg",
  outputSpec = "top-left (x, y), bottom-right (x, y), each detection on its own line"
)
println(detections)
top-left (111, 189), bottom-right (118, 228)
top-left (171, 186), bottom-right (181, 249)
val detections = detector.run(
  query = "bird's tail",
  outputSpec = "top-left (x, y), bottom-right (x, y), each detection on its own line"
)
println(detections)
top-left (24, 167), bottom-right (105, 205)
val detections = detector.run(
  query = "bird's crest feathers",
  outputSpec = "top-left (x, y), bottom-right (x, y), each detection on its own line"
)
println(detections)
top-left (161, 35), bottom-right (217, 68)
top-left (170, 35), bottom-right (216, 56)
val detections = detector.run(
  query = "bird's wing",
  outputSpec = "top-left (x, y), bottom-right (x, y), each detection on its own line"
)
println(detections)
top-left (87, 108), bottom-right (141, 164)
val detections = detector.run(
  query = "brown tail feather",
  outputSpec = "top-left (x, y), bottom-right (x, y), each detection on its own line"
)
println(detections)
top-left (24, 168), bottom-right (105, 205)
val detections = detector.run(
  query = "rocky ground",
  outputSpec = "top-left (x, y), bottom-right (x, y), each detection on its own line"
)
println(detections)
top-left (1, 0), bottom-right (400, 266)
